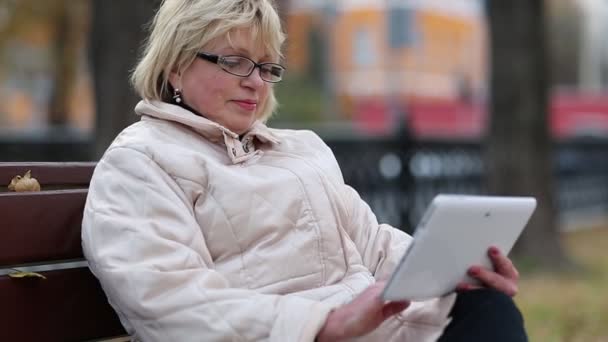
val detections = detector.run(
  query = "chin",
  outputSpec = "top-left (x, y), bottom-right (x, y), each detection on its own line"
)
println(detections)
top-left (229, 119), bottom-right (255, 135)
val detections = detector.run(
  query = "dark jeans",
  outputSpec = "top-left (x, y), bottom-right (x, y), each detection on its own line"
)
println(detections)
top-left (437, 289), bottom-right (528, 342)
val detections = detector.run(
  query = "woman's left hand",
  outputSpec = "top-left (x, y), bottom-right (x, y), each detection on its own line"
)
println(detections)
top-left (457, 246), bottom-right (520, 297)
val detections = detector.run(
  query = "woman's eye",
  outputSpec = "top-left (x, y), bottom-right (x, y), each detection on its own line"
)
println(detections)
top-left (270, 66), bottom-right (283, 77)
top-left (261, 65), bottom-right (282, 77)
top-left (223, 59), bottom-right (242, 68)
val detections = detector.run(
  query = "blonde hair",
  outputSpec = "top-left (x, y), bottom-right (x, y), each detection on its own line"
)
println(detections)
top-left (131, 0), bottom-right (286, 121)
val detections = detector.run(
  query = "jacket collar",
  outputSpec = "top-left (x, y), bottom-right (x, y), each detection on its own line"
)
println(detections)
top-left (135, 100), bottom-right (279, 143)
top-left (134, 100), bottom-right (280, 164)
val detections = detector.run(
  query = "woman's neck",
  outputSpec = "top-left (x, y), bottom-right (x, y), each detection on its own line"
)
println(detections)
top-left (174, 100), bottom-right (250, 139)
top-left (176, 100), bottom-right (204, 118)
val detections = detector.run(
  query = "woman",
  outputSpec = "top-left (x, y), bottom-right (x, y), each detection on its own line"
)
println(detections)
top-left (82, 0), bottom-right (527, 341)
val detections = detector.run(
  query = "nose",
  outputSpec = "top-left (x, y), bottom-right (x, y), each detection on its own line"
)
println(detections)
top-left (242, 66), bottom-right (265, 89)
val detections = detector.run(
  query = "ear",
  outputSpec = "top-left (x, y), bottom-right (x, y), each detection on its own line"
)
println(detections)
top-left (168, 70), bottom-right (180, 90)
top-left (169, 63), bottom-right (185, 90)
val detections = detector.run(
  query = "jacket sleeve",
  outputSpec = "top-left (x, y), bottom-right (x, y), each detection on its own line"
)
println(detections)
top-left (82, 147), bottom-right (334, 342)
top-left (339, 184), bottom-right (413, 281)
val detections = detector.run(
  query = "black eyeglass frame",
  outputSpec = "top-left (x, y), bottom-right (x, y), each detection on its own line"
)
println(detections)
top-left (196, 52), bottom-right (286, 83)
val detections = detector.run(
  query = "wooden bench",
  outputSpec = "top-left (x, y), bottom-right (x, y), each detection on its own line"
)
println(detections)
top-left (0, 162), bottom-right (128, 342)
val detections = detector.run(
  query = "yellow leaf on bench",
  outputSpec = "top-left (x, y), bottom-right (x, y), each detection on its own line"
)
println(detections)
top-left (7, 170), bottom-right (41, 192)
top-left (8, 271), bottom-right (47, 279)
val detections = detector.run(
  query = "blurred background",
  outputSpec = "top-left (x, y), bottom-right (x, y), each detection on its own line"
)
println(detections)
top-left (1, 0), bottom-right (607, 340)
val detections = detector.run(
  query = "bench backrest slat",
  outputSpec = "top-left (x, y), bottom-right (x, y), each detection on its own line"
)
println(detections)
top-left (0, 162), bottom-right (95, 188)
top-left (0, 190), bottom-right (88, 266)
top-left (0, 268), bottom-right (126, 342)
top-left (0, 162), bottom-right (128, 341)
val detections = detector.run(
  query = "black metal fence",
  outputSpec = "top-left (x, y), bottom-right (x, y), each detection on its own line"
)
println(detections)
top-left (0, 129), bottom-right (92, 162)
top-left (326, 136), bottom-right (608, 233)
top-left (556, 140), bottom-right (608, 229)
top-left (1, 131), bottom-right (607, 232)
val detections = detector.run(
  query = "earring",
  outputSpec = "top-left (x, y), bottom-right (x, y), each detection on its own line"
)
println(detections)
top-left (173, 88), bottom-right (182, 104)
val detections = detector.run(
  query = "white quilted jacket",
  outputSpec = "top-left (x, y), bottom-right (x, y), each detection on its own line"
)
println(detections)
top-left (82, 100), bottom-right (455, 342)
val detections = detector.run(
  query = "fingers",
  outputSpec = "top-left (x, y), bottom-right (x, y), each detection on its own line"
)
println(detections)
top-left (488, 246), bottom-right (519, 281)
top-left (335, 281), bottom-right (410, 339)
top-left (456, 281), bottom-right (482, 292)
top-left (365, 281), bottom-right (410, 315)
top-left (468, 265), bottom-right (518, 297)
top-left (458, 247), bottom-right (521, 297)
top-left (374, 280), bottom-right (388, 289)
top-left (361, 281), bottom-right (387, 304)
top-left (381, 301), bottom-right (410, 318)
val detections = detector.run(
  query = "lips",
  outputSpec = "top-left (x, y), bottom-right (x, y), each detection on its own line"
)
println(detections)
top-left (233, 100), bottom-right (257, 111)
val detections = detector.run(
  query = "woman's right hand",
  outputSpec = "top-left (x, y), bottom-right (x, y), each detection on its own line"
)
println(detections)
top-left (316, 281), bottom-right (410, 341)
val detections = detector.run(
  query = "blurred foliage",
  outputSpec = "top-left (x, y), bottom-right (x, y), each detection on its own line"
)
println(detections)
top-left (273, 22), bottom-right (328, 125)
top-left (273, 74), bottom-right (324, 124)
top-left (516, 226), bottom-right (608, 341)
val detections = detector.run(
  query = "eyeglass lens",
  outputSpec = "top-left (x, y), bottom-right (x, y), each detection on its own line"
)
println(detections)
top-left (219, 56), bottom-right (284, 82)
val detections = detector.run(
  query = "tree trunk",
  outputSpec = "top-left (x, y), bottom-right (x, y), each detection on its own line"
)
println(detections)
top-left (48, 0), bottom-right (80, 127)
top-left (90, 0), bottom-right (161, 158)
top-left (485, 0), bottom-right (572, 269)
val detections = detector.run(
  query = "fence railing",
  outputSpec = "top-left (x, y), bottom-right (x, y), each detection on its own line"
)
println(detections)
top-left (326, 136), bottom-right (608, 233)
top-left (1, 132), bottom-right (607, 232)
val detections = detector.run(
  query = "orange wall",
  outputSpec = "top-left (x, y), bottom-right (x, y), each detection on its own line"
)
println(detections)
top-left (285, 13), bottom-right (317, 73)
top-left (332, 10), bottom-right (387, 72)
top-left (285, 8), bottom-right (485, 100)
top-left (415, 11), bottom-right (485, 82)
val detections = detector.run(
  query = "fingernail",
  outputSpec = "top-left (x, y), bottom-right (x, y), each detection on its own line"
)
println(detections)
top-left (469, 267), bottom-right (480, 276)
top-left (490, 247), bottom-right (500, 256)
top-left (458, 283), bottom-right (471, 292)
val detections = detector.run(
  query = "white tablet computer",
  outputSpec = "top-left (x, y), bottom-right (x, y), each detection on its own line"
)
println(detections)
top-left (382, 194), bottom-right (536, 302)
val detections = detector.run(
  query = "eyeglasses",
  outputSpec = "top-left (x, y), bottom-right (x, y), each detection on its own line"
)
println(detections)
top-left (197, 52), bottom-right (286, 83)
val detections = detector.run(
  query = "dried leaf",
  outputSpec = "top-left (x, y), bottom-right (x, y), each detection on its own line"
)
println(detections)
top-left (7, 175), bottom-right (20, 191)
top-left (7, 170), bottom-right (41, 192)
top-left (8, 271), bottom-right (47, 279)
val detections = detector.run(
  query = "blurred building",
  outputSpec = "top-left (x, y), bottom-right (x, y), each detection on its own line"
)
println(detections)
top-left (2, 0), bottom-right (608, 141)
top-left (284, 0), bottom-right (608, 139)
top-left (284, 0), bottom-right (486, 134)
top-left (0, 1), bottom-right (93, 136)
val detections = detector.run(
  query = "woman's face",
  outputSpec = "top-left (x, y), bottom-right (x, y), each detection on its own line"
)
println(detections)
top-left (170, 28), bottom-right (273, 135)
